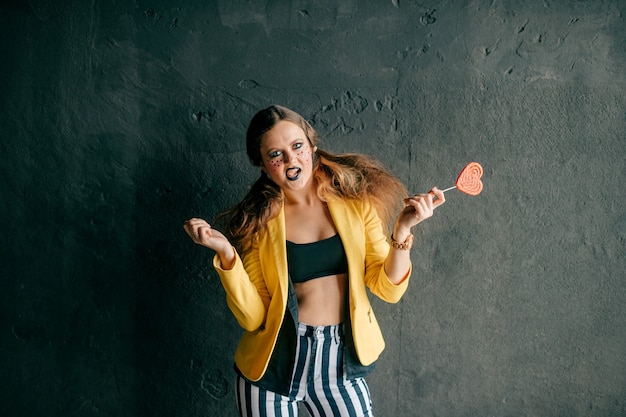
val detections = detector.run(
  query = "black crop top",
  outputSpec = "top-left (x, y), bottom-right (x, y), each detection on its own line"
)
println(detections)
top-left (286, 234), bottom-right (349, 283)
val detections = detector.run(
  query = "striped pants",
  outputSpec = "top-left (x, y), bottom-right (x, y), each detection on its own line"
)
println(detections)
top-left (236, 323), bottom-right (374, 417)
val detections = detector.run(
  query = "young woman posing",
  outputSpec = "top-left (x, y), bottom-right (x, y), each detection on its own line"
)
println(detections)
top-left (184, 105), bottom-right (445, 417)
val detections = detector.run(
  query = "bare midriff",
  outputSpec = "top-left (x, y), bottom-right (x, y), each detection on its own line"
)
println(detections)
top-left (293, 273), bottom-right (348, 326)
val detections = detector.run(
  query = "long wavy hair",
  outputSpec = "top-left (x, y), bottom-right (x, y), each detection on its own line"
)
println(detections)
top-left (217, 105), bottom-right (408, 253)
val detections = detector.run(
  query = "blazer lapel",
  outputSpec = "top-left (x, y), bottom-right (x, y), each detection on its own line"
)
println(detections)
top-left (264, 203), bottom-right (289, 303)
top-left (327, 199), bottom-right (365, 281)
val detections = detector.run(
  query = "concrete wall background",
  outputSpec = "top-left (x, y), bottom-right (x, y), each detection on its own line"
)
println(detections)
top-left (1, 1), bottom-right (624, 416)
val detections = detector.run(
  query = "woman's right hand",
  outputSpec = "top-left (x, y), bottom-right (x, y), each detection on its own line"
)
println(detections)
top-left (183, 218), bottom-right (235, 269)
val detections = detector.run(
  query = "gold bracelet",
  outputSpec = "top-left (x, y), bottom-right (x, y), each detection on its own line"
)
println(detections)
top-left (390, 233), bottom-right (414, 250)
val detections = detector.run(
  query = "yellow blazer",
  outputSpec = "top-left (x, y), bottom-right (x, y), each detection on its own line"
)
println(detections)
top-left (213, 198), bottom-right (411, 382)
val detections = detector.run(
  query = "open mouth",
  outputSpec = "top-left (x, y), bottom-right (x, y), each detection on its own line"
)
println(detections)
top-left (286, 167), bottom-right (302, 181)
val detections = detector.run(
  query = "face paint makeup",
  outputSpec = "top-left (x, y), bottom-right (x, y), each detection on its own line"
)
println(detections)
top-left (260, 121), bottom-right (315, 191)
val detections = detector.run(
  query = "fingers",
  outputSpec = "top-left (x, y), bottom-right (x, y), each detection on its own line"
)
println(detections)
top-left (430, 187), bottom-right (446, 207)
top-left (402, 187), bottom-right (445, 224)
top-left (404, 193), bottom-right (433, 209)
top-left (183, 218), bottom-right (212, 243)
top-left (404, 194), bottom-right (433, 221)
top-left (404, 187), bottom-right (446, 208)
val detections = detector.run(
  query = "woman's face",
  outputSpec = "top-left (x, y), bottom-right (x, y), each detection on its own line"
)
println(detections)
top-left (259, 120), bottom-right (315, 192)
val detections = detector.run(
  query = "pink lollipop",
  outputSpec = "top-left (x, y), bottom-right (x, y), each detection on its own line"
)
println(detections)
top-left (441, 162), bottom-right (484, 196)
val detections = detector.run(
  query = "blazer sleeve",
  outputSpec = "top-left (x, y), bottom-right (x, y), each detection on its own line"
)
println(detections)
top-left (361, 200), bottom-right (411, 303)
top-left (213, 238), bottom-right (270, 332)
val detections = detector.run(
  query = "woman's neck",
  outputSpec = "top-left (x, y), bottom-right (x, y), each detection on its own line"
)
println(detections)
top-left (282, 183), bottom-right (320, 207)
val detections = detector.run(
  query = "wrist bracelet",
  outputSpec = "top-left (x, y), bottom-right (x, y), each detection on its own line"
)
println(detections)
top-left (390, 233), bottom-right (414, 250)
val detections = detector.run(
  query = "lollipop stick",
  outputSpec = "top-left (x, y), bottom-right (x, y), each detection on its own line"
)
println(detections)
top-left (430, 185), bottom-right (456, 201)
top-left (441, 185), bottom-right (457, 193)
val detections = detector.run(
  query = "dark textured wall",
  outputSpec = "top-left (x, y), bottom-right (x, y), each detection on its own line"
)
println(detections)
top-left (1, 1), bottom-right (625, 416)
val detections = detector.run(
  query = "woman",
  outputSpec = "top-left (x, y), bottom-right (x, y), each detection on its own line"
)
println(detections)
top-left (183, 105), bottom-right (445, 417)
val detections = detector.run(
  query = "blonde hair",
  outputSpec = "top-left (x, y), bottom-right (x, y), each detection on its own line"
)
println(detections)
top-left (217, 105), bottom-right (408, 253)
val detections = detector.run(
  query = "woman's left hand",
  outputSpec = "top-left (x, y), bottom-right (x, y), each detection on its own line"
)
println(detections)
top-left (385, 187), bottom-right (445, 281)
top-left (397, 186), bottom-right (446, 230)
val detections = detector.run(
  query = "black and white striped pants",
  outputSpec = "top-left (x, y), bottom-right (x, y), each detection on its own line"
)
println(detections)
top-left (236, 322), bottom-right (374, 417)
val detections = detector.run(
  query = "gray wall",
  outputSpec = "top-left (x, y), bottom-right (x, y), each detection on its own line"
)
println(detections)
top-left (1, 1), bottom-right (624, 416)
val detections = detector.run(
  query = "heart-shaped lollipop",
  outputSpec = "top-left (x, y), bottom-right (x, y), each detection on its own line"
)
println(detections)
top-left (455, 162), bottom-right (483, 195)
top-left (441, 162), bottom-right (484, 196)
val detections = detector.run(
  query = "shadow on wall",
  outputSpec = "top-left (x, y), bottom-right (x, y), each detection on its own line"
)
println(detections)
top-left (133, 151), bottom-right (240, 416)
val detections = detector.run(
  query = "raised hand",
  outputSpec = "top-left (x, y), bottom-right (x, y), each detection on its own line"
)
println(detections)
top-left (183, 218), bottom-right (235, 269)
top-left (398, 186), bottom-right (445, 230)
